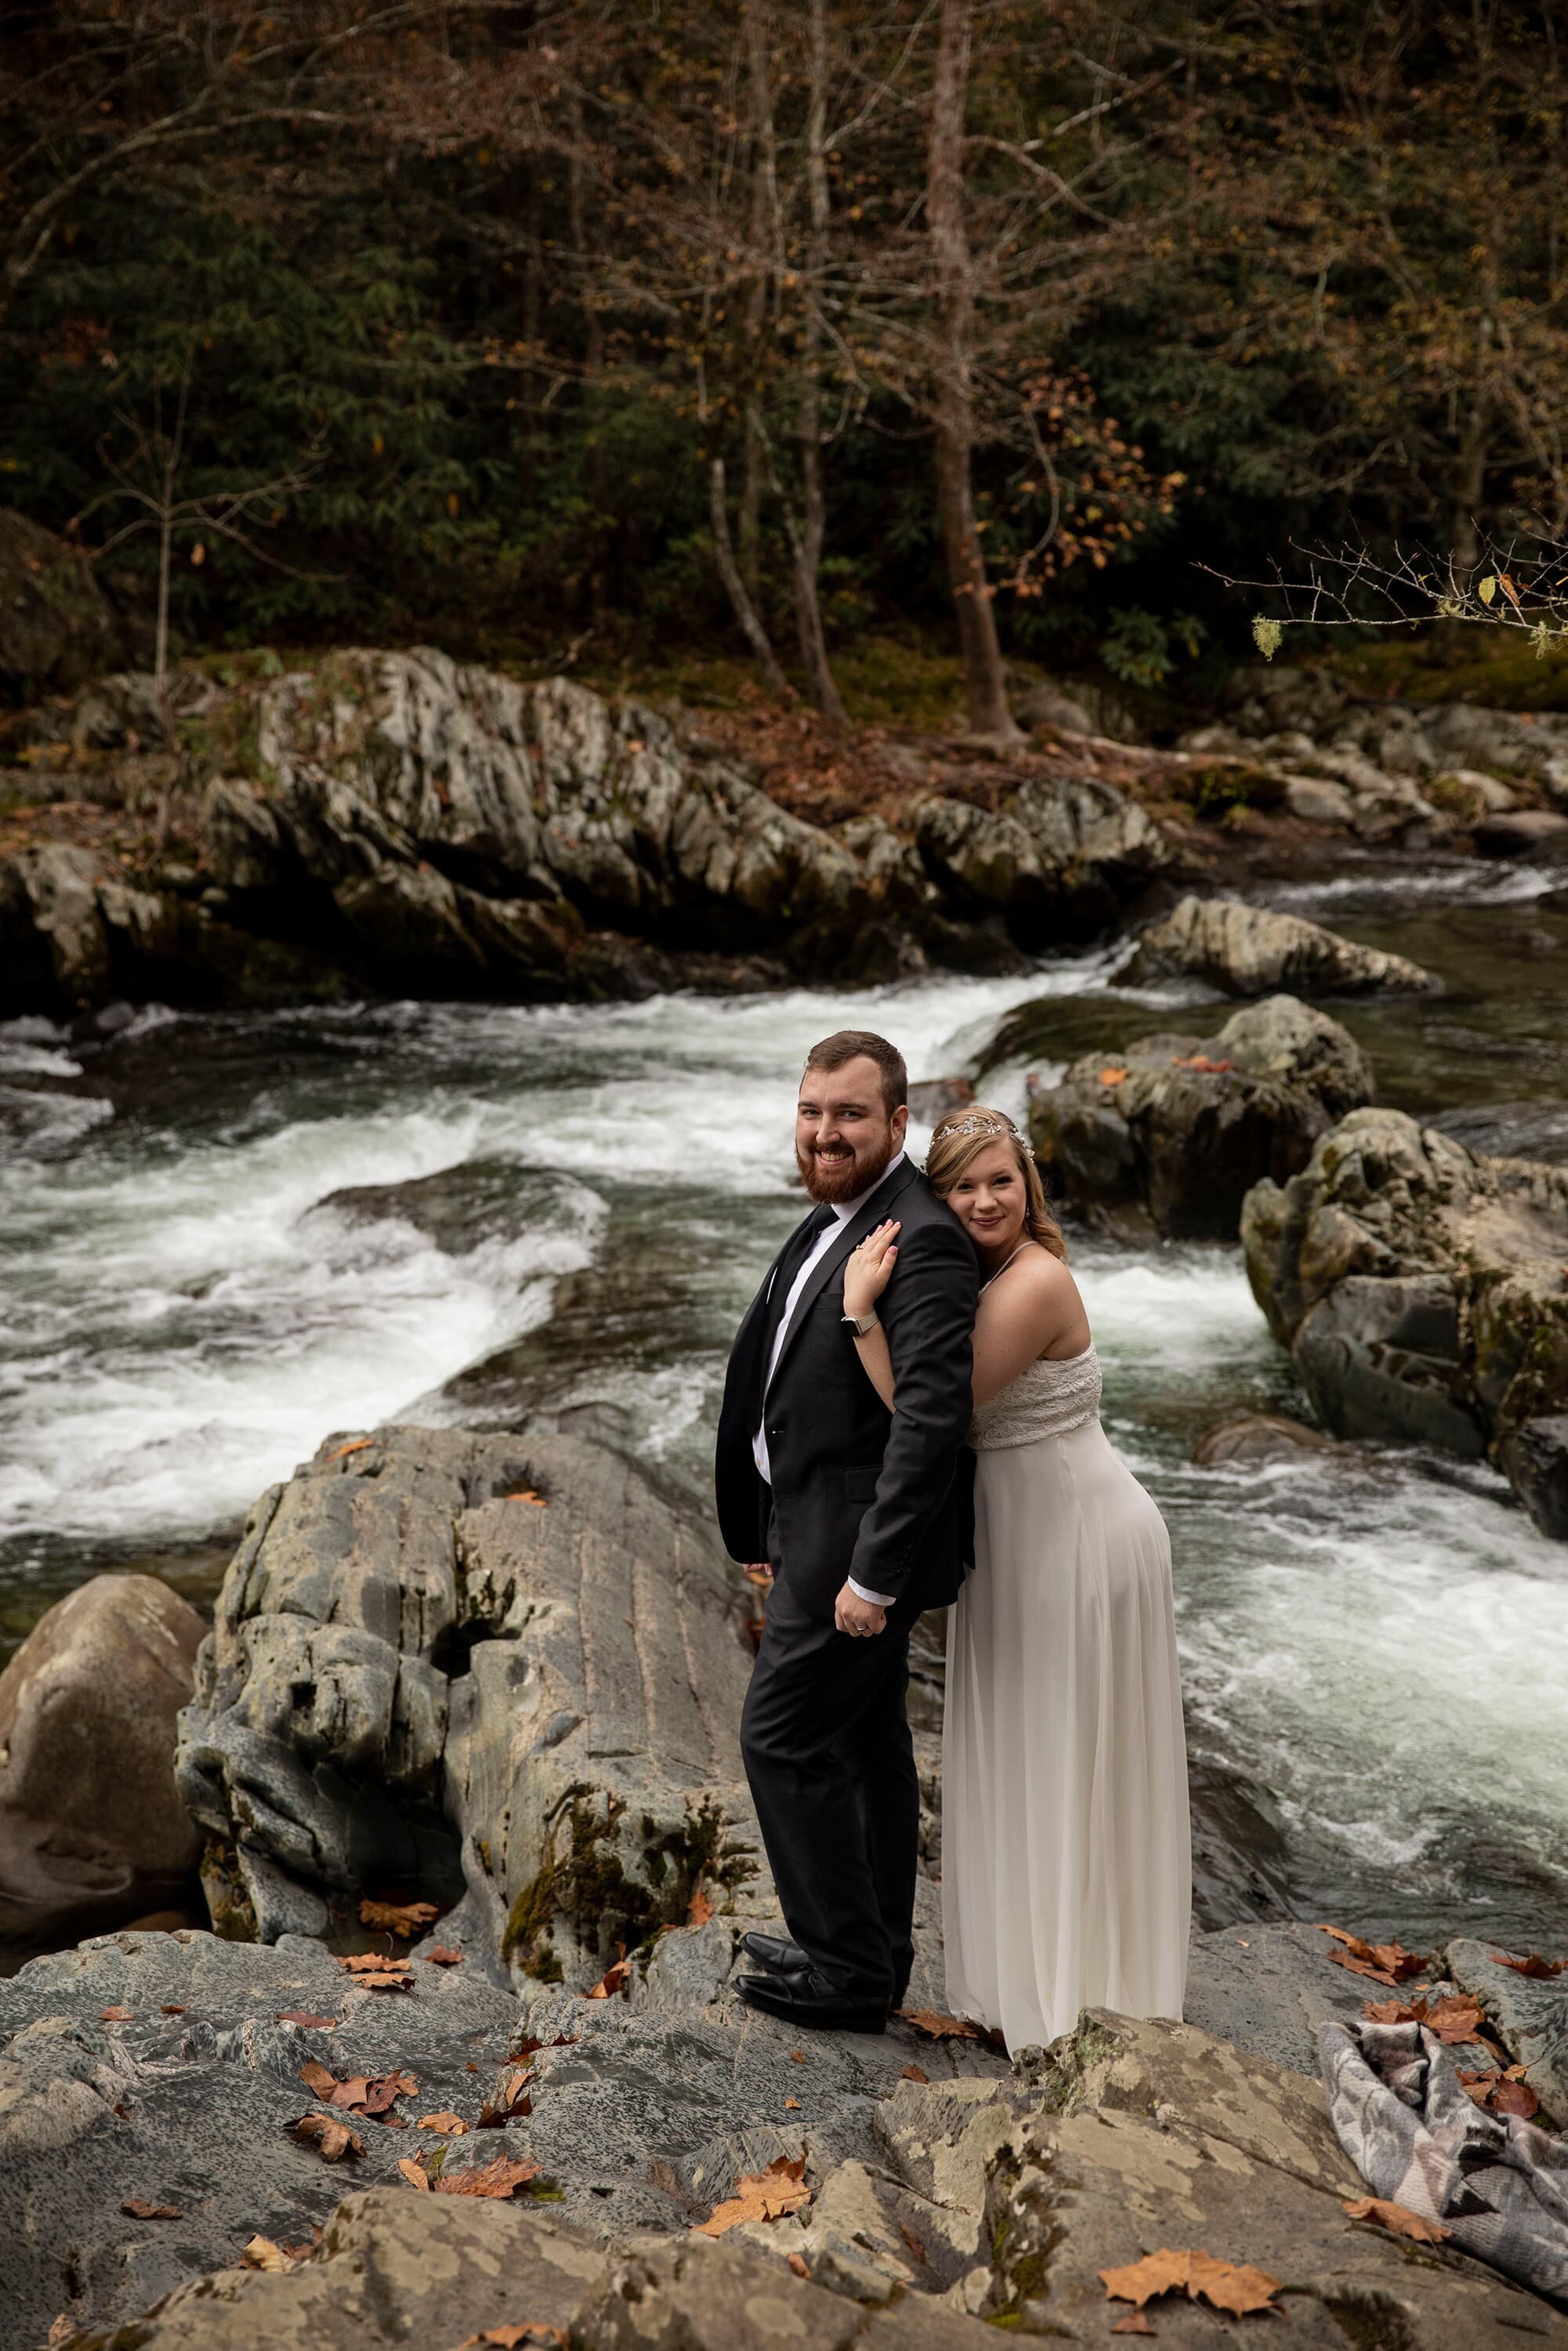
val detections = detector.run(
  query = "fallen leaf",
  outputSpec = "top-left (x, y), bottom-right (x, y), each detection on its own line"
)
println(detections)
top-left (425, 1946), bottom-right (464, 1967)
top-left (360, 2070), bottom-right (419, 2114)
top-left (790, 2049), bottom-right (806, 2063)
top-left (479, 2064), bottom-right (535, 2127)
top-left (451, 2329), bottom-right (568, 2349)
top-left (360, 1896), bottom-right (440, 1936)
top-left (1317, 1925), bottom-right (1430, 1987)
top-left (432, 2154), bottom-right (542, 2198)
top-left (1100, 2248), bottom-right (1281, 2319)
top-left (1112, 2317), bottom-right (1157, 2339)
top-left (99, 2005), bottom-right (132, 2022)
top-left (900, 2064), bottom-right (930, 2083)
top-left (161, 2005), bottom-right (186, 2015)
top-left (1491, 1951), bottom-right (1568, 1979)
top-left (1099, 1066), bottom-right (1128, 1086)
top-left (289, 2110), bottom-right (366, 2162)
top-left (418, 2111), bottom-right (470, 2135)
top-left (1491, 2078), bottom-right (1541, 2119)
top-left (1171, 1054), bottom-right (1233, 1074)
top-left (326, 1436), bottom-right (373, 1460)
top-left (687, 1886), bottom-right (715, 1927)
top-left (1426, 1995), bottom-right (1487, 2044)
top-left (299, 2060), bottom-right (416, 2115)
top-left (787, 2252), bottom-right (810, 2280)
top-left (1343, 2197), bottom-right (1452, 2244)
top-left (335, 1952), bottom-right (414, 1991)
top-left (586, 1957), bottom-right (632, 2000)
top-left (694, 2156), bottom-right (812, 2237)
top-left (900, 2222), bottom-right (928, 2266)
top-left (784, 2096), bottom-right (801, 2110)
top-left (239, 2235), bottom-right (302, 2272)
top-left (505, 1488), bottom-right (547, 1505)
top-left (121, 2198), bottom-right (182, 2219)
top-left (277, 2010), bottom-right (338, 2028)
top-left (896, 2006), bottom-right (980, 2040)
top-left (398, 2156), bottom-right (431, 2191)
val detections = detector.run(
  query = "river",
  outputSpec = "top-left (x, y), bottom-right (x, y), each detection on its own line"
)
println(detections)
top-left (3, 841), bottom-right (1566, 1950)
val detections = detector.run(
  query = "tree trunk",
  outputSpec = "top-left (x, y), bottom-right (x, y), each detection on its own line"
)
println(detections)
top-left (710, 451), bottom-right (793, 698)
top-left (1452, 306), bottom-right (1494, 571)
top-left (790, 0), bottom-right (848, 723)
top-left (926, 0), bottom-right (1019, 739)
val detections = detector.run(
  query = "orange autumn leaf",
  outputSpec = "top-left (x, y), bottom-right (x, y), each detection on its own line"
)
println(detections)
top-left (1101, 2247), bottom-right (1281, 2318)
top-left (900, 2063), bottom-right (930, 2083)
top-left (586, 1956), bottom-right (632, 2000)
top-left (120, 2198), bottom-right (181, 2220)
top-left (687, 1886), bottom-right (715, 1928)
top-left (451, 2331), bottom-right (567, 2350)
top-left (1343, 2197), bottom-right (1451, 2244)
top-left (288, 2111), bottom-right (365, 2162)
top-left (359, 1896), bottom-right (440, 1936)
top-left (1171, 1053), bottom-right (1233, 1074)
top-left (1360, 1991), bottom-right (1484, 2043)
top-left (1099, 1066), bottom-right (1128, 1087)
top-left (505, 1488), bottom-right (547, 1505)
top-left (99, 2005), bottom-right (132, 2022)
top-left (1101, 2248), bottom-right (1191, 2307)
top-left (431, 2154), bottom-right (541, 2199)
top-left (335, 1952), bottom-right (415, 1991)
top-left (1490, 1951), bottom-right (1567, 1979)
top-left (277, 2009), bottom-right (338, 2028)
top-left (239, 2234), bottom-right (306, 2272)
top-left (397, 2156), bottom-right (431, 2192)
top-left (896, 2006), bottom-right (980, 2040)
top-left (326, 1436), bottom-right (372, 1460)
top-left (418, 2110), bottom-right (469, 2135)
top-left (1111, 2317), bottom-right (1157, 2338)
top-left (1316, 1924), bottom-right (1429, 1987)
top-left (694, 2156), bottom-right (812, 2237)
top-left (787, 2252), bottom-right (810, 2280)
top-left (424, 1946), bottom-right (464, 1967)
top-left (784, 2096), bottom-right (801, 2110)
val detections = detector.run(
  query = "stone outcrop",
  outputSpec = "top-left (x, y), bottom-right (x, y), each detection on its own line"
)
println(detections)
top-left (7, 1942), bottom-right (1559, 2351)
top-left (1127, 893), bottom-right (1438, 997)
top-left (1029, 994), bottom-right (1374, 1239)
top-left (0, 1575), bottom-right (205, 1958)
top-left (1241, 1107), bottom-right (1568, 1533)
top-left (0, 509), bottom-right (127, 696)
top-left (1, 652), bottom-right (1178, 1016)
top-left (176, 1425), bottom-right (766, 1976)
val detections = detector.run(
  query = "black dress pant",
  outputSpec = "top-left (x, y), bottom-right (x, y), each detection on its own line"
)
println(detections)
top-left (739, 1520), bottom-right (919, 2007)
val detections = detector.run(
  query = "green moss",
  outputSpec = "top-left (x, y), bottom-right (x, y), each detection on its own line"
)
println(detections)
top-left (1323, 620), bottom-right (1568, 712)
top-left (198, 1837), bottom-right (259, 1943)
top-left (502, 1788), bottom-right (757, 1980)
top-left (1180, 761), bottom-right (1285, 820)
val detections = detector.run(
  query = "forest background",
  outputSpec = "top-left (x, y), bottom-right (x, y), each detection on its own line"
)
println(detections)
top-left (5, 0), bottom-right (1568, 732)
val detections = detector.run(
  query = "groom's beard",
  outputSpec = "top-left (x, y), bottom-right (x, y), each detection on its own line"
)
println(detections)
top-left (798, 1128), bottom-right (897, 1205)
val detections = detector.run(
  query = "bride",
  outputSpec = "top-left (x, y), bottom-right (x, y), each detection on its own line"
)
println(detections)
top-left (840, 1106), bottom-right (1190, 2053)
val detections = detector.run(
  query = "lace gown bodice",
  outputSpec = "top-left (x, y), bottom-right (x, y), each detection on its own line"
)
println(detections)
top-left (969, 1344), bottom-right (1102, 1451)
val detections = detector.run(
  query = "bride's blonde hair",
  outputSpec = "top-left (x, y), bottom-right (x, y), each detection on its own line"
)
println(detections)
top-left (925, 1107), bottom-right (1068, 1262)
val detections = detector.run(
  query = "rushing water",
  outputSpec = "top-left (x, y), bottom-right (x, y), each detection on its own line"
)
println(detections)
top-left (3, 847), bottom-right (1567, 1947)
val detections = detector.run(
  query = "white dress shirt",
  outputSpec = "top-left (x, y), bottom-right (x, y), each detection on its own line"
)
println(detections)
top-left (754, 1154), bottom-right (903, 1609)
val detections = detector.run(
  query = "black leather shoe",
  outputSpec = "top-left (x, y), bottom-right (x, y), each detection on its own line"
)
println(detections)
top-left (741, 1930), bottom-right (809, 1976)
top-left (737, 1970), bottom-right (888, 2034)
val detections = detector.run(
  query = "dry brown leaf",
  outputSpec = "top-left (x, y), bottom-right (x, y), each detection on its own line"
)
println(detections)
top-left (121, 2198), bottom-right (181, 2219)
top-left (359, 1896), bottom-right (441, 1936)
top-left (1099, 1066), bottom-right (1128, 1086)
top-left (425, 1946), bottom-right (464, 1967)
top-left (335, 1951), bottom-right (414, 1991)
top-left (1101, 2250), bottom-right (1190, 2308)
top-left (1343, 2197), bottom-right (1452, 2244)
top-left (896, 2006), bottom-right (980, 2040)
top-left (1171, 1053), bottom-right (1233, 1074)
top-left (239, 2235), bottom-right (302, 2273)
top-left (398, 2156), bottom-right (432, 2191)
top-left (277, 2009), bottom-right (338, 2028)
top-left (451, 2328), bottom-right (568, 2349)
top-left (1112, 2317), bottom-right (1157, 2338)
top-left (479, 2064), bottom-right (536, 2127)
top-left (784, 2096), bottom-right (801, 2110)
top-left (900, 2222), bottom-right (928, 2266)
top-left (418, 2111), bottom-right (469, 2135)
top-left (48, 2321), bottom-right (78, 2347)
top-left (694, 2156), bottom-right (812, 2237)
top-left (1360, 1992), bottom-right (1484, 2045)
top-left (687, 1886), bottom-right (715, 1928)
top-left (505, 1488), bottom-right (547, 1505)
top-left (160, 2004), bottom-right (185, 2015)
top-left (326, 1436), bottom-right (373, 1460)
top-left (789, 2049), bottom-right (806, 2063)
top-left (787, 2253), bottom-right (810, 2280)
top-left (1491, 2078), bottom-right (1541, 2119)
top-left (900, 2063), bottom-right (930, 2083)
top-left (99, 2005), bottom-right (132, 2022)
top-left (586, 1956), bottom-right (632, 2000)
top-left (1101, 2248), bottom-right (1280, 2319)
top-left (289, 2110), bottom-right (366, 2162)
top-left (1490, 1950), bottom-right (1568, 1979)
top-left (432, 2154), bottom-right (542, 2199)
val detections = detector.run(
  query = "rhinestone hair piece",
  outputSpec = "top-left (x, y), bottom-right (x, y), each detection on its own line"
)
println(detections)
top-left (932, 1111), bottom-right (1023, 1141)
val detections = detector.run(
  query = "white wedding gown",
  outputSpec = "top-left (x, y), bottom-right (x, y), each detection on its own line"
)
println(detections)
top-left (940, 1345), bottom-right (1191, 2052)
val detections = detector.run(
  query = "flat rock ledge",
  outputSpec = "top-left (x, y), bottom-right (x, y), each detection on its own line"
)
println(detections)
top-left (2, 1925), bottom-right (1562, 2351)
top-left (1126, 894), bottom-right (1439, 998)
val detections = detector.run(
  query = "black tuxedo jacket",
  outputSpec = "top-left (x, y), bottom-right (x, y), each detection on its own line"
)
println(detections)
top-left (715, 1157), bottom-right (979, 1616)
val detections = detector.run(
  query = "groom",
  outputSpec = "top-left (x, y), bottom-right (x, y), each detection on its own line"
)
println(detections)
top-left (715, 1030), bottom-right (978, 2032)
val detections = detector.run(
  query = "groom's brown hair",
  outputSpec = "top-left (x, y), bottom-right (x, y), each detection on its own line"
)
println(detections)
top-left (802, 1030), bottom-right (907, 1118)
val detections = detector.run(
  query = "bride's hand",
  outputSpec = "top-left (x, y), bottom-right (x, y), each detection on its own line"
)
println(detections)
top-left (842, 1220), bottom-right (900, 1319)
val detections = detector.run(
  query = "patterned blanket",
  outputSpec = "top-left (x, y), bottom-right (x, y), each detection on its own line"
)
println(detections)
top-left (1320, 2018), bottom-right (1568, 2306)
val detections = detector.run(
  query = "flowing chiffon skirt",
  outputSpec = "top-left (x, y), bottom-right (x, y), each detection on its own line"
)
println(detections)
top-left (940, 1417), bottom-right (1190, 2052)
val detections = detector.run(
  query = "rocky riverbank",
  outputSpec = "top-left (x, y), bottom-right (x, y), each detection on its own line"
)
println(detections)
top-left (2, 1424), bottom-right (1565, 2349)
top-left (6, 639), bottom-right (1568, 1023)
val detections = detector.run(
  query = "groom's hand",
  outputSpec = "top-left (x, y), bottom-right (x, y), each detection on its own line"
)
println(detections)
top-left (835, 1583), bottom-right (887, 1639)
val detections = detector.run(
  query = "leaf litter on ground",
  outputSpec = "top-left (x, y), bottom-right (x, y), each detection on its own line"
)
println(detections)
top-left (1459, 2065), bottom-right (1541, 2120)
top-left (288, 2111), bottom-right (366, 2162)
top-left (299, 2059), bottom-right (417, 2116)
top-left (336, 1951), bottom-right (415, 1991)
top-left (1490, 1950), bottom-right (1568, 1979)
top-left (694, 2157), bottom-right (812, 2237)
top-left (1360, 1993), bottom-right (1488, 2045)
top-left (121, 2199), bottom-right (181, 2220)
top-left (479, 2065), bottom-right (535, 2128)
top-left (359, 1896), bottom-right (441, 1937)
top-left (1316, 1924), bottom-right (1429, 1987)
top-left (896, 2006), bottom-right (981, 2040)
top-left (449, 2327), bottom-right (567, 2349)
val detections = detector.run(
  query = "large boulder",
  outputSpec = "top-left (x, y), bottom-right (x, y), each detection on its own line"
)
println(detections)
top-left (1127, 894), bottom-right (1438, 997)
top-left (175, 1426), bottom-right (766, 1980)
top-left (0, 509), bottom-right (125, 697)
top-left (1029, 994), bottom-right (1374, 1239)
top-left (913, 770), bottom-right (1171, 944)
top-left (1240, 1107), bottom-right (1568, 1531)
top-left (0, 841), bottom-right (214, 1015)
top-left (0, 1575), bottom-right (205, 1957)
